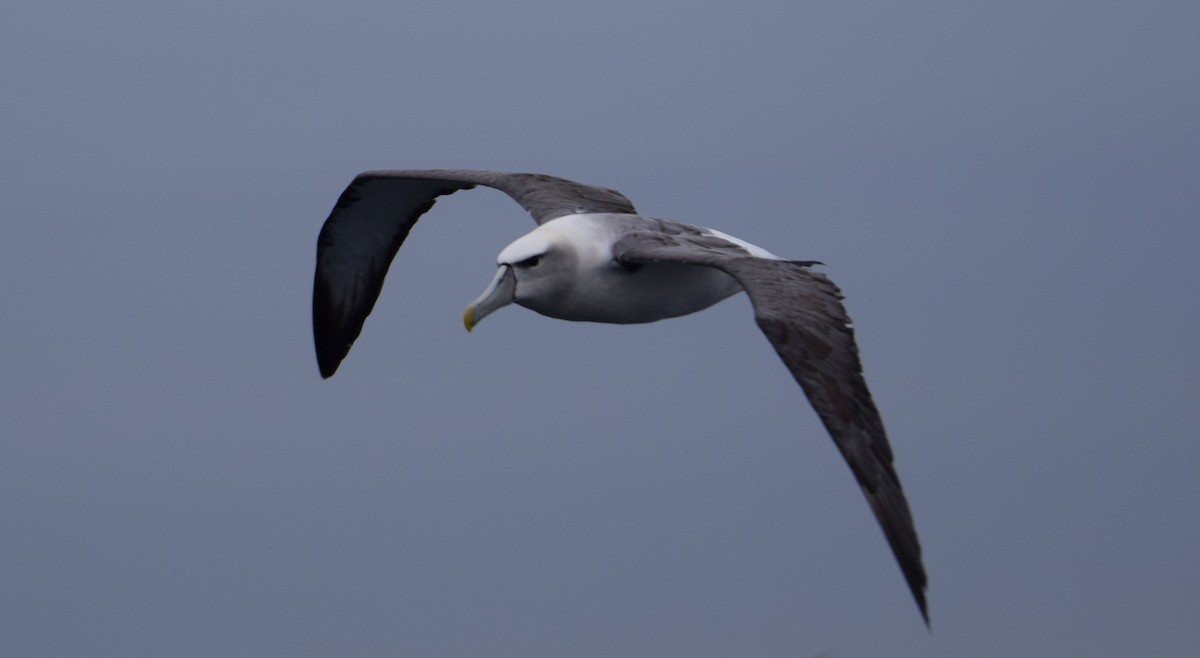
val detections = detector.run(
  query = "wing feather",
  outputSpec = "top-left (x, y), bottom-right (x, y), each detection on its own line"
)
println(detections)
top-left (313, 170), bottom-right (638, 377)
top-left (614, 230), bottom-right (929, 623)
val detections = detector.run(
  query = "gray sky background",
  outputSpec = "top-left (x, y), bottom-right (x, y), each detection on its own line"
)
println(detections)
top-left (2, 1), bottom-right (1197, 656)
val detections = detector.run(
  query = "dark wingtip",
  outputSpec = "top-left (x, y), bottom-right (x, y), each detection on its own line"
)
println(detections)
top-left (904, 555), bottom-right (930, 629)
top-left (315, 347), bottom-right (343, 379)
top-left (312, 319), bottom-right (355, 379)
top-left (313, 328), bottom-right (345, 379)
top-left (899, 556), bottom-right (929, 628)
top-left (312, 278), bottom-right (352, 380)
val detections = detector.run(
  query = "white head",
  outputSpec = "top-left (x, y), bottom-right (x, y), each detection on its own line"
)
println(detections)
top-left (462, 228), bottom-right (580, 330)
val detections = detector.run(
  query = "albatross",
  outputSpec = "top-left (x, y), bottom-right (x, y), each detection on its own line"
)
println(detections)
top-left (312, 169), bottom-right (929, 623)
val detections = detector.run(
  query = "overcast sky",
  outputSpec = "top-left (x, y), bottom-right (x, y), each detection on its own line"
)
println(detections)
top-left (2, 1), bottom-right (1198, 656)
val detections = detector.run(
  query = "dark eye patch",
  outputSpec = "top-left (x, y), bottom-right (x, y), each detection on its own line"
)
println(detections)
top-left (516, 255), bottom-right (541, 268)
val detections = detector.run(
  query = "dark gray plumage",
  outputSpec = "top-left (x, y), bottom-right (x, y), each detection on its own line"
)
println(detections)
top-left (314, 170), bottom-right (637, 375)
top-left (312, 169), bottom-right (929, 623)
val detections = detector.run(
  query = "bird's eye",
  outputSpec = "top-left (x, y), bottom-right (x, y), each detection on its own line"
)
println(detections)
top-left (516, 255), bottom-right (541, 268)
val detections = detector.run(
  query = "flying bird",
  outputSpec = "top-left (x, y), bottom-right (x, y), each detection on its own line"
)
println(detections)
top-left (312, 169), bottom-right (929, 623)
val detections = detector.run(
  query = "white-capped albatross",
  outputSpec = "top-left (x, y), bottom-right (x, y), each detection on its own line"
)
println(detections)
top-left (312, 169), bottom-right (929, 623)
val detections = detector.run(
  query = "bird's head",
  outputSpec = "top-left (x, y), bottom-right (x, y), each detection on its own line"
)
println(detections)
top-left (463, 229), bottom-right (577, 331)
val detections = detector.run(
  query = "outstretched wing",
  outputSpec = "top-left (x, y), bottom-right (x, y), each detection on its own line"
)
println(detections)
top-left (613, 229), bottom-right (929, 624)
top-left (313, 169), bottom-right (638, 378)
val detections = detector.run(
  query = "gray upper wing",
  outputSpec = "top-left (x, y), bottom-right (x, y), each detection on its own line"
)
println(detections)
top-left (354, 169), bottom-right (638, 223)
top-left (613, 229), bottom-right (929, 624)
top-left (313, 169), bottom-right (638, 378)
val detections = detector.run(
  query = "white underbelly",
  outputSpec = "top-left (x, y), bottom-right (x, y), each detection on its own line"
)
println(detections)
top-left (528, 261), bottom-right (743, 324)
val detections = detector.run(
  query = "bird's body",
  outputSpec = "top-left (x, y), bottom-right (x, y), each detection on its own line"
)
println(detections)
top-left (312, 169), bottom-right (930, 624)
top-left (491, 213), bottom-right (745, 323)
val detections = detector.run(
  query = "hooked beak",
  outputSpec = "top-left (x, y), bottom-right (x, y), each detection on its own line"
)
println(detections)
top-left (463, 265), bottom-right (516, 332)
